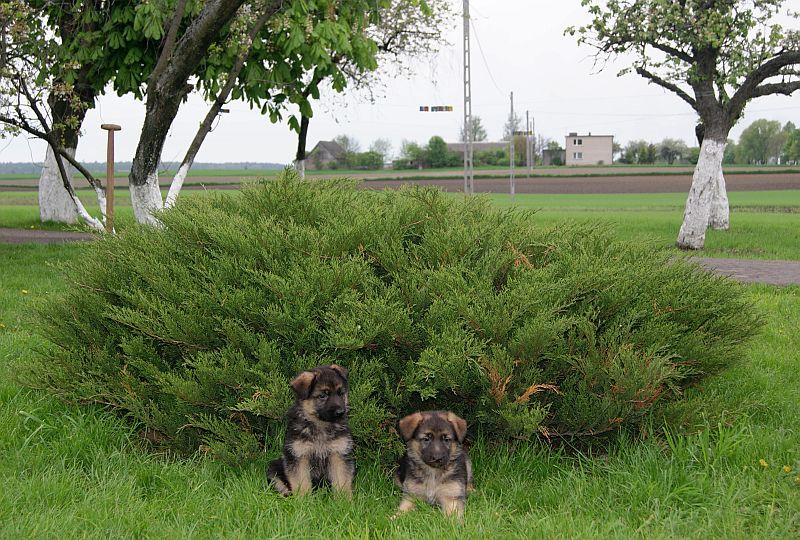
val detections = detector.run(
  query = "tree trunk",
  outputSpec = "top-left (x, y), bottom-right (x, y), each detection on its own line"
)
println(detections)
top-left (38, 89), bottom-right (91, 223)
top-left (709, 168), bottom-right (730, 230)
top-left (165, 6), bottom-right (273, 209)
top-left (693, 121), bottom-right (730, 231)
top-left (128, 92), bottom-right (179, 224)
top-left (677, 137), bottom-right (727, 249)
top-left (127, 0), bottom-right (251, 224)
top-left (294, 115), bottom-right (309, 180)
top-left (39, 145), bottom-right (79, 223)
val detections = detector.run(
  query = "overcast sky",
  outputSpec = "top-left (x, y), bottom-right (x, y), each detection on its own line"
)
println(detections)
top-left (2, 0), bottom-right (800, 165)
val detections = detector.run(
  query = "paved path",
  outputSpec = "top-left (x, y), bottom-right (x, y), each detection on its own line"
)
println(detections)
top-left (694, 258), bottom-right (800, 286)
top-left (0, 227), bottom-right (95, 244)
top-left (1, 228), bottom-right (799, 286)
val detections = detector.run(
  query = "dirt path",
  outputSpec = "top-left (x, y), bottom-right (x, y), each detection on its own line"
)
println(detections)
top-left (3, 169), bottom-right (800, 193)
top-left (357, 173), bottom-right (800, 194)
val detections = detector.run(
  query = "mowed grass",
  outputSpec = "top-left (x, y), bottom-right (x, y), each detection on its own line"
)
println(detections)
top-left (0, 243), bottom-right (799, 538)
top-left (3, 188), bottom-right (800, 260)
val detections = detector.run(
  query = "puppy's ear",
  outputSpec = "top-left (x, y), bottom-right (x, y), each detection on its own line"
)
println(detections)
top-left (290, 371), bottom-right (316, 399)
top-left (397, 412), bottom-right (424, 442)
top-left (329, 364), bottom-right (349, 381)
top-left (446, 412), bottom-right (468, 442)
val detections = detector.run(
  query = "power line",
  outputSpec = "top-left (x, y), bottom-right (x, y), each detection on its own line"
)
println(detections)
top-left (470, 19), bottom-right (504, 96)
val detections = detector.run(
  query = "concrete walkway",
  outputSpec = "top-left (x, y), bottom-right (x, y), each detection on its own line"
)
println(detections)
top-left (1, 228), bottom-right (799, 286)
top-left (693, 258), bottom-right (800, 286)
top-left (0, 227), bottom-right (96, 244)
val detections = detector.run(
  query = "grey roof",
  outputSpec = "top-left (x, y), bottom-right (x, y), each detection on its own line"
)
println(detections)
top-left (310, 140), bottom-right (346, 157)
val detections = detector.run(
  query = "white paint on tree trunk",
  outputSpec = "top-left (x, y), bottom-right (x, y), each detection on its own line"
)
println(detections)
top-left (295, 159), bottom-right (306, 179)
top-left (73, 195), bottom-right (105, 232)
top-left (38, 146), bottom-right (79, 223)
top-left (94, 186), bottom-right (107, 222)
top-left (165, 162), bottom-right (191, 209)
top-left (677, 138), bottom-right (726, 250)
top-left (709, 168), bottom-right (730, 230)
top-left (130, 173), bottom-right (165, 226)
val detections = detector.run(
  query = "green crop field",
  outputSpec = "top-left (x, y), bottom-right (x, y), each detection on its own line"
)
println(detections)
top-left (0, 240), bottom-right (798, 538)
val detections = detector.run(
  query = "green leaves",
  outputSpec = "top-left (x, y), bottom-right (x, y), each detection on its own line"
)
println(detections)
top-left (573, 0), bottom-right (800, 121)
top-left (133, 1), bottom-right (167, 40)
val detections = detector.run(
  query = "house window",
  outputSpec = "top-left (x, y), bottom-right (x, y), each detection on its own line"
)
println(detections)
top-left (577, 139), bottom-right (583, 145)
top-left (573, 152), bottom-right (583, 160)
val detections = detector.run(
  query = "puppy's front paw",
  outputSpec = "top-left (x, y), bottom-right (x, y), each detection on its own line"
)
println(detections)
top-left (391, 497), bottom-right (415, 520)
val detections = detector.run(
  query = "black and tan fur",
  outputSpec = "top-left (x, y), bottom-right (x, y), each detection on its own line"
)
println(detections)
top-left (393, 411), bottom-right (473, 519)
top-left (267, 365), bottom-right (354, 496)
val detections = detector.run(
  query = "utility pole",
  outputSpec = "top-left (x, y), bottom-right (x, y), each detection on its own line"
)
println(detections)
top-left (531, 115), bottom-right (536, 175)
top-left (509, 91), bottom-right (515, 199)
top-left (526, 110), bottom-right (531, 179)
top-left (462, 0), bottom-right (474, 195)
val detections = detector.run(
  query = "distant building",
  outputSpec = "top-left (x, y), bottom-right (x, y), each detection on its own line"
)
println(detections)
top-left (542, 148), bottom-right (566, 166)
top-left (565, 133), bottom-right (614, 166)
top-left (446, 142), bottom-right (508, 157)
top-left (306, 140), bottom-right (345, 169)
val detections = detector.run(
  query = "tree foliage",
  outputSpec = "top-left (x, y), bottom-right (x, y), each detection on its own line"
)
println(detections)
top-left (26, 174), bottom-right (759, 463)
top-left (783, 123), bottom-right (800, 162)
top-left (658, 138), bottom-right (688, 165)
top-left (737, 119), bottom-right (786, 163)
top-left (460, 115), bottom-right (488, 142)
top-left (620, 140), bottom-right (656, 164)
top-left (570, 1), bottom-right (800, 136)
top-left (0, 0), bottom-right (110, 229)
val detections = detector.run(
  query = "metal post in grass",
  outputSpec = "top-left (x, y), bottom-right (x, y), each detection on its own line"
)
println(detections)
top-left (101, 124), bottom-right (121, 233)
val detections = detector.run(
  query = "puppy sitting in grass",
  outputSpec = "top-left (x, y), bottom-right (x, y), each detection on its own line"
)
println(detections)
top-left (393, 411), bottom-right (473, 520)
top-left (267, 365), bottom-right (354, 497)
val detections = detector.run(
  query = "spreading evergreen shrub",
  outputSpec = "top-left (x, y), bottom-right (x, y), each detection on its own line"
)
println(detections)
top-left (27, 173), bottom-right (759, 463)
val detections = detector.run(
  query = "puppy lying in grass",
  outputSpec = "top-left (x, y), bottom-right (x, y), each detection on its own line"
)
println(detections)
top-left (267, 365), bottom-right (354, 497)
top-left (393, 411), bottom-right (473, 520)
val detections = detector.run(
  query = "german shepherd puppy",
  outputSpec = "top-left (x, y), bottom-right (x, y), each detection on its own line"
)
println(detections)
top-left (393, 411), bottom-right (473, 519)
top-left (267, 365), bottom-right (354, 496)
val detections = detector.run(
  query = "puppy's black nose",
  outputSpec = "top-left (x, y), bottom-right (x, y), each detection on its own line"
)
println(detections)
top-left (333, 408), bottom-right (345, 418)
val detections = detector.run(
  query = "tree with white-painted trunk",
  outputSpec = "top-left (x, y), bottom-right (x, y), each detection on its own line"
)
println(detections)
top-left (1, 0), bottom-right (106, 231)
top-left (572, 0), bottom-right (800, 249)
top-left (130, 0), bottom-right (406, 221)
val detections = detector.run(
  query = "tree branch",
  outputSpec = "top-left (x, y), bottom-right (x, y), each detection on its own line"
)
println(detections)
top-left (635, 67), bottom-right (697, 109)
top-left (729, 50), bottom-right (800, 116)
top-left (149, 0), bottom-right (189, 87)
top-left (751, 79), bottom-right (800, 98)
top-left (646, 41), bottom-right (693, 64)
top-left (164, 4), bottom-right (277, 207)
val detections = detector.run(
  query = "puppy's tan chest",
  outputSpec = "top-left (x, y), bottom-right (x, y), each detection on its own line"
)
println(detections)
top-left (291, 435), bottom-right (352, 458)
top-left (404, 470), bottom-right (463, 505)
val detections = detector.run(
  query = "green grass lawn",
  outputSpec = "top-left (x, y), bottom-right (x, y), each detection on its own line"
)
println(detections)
top-left (0, 243), bottom-right (798, 538)
top-left (3, 188), bottom-right (800, 260)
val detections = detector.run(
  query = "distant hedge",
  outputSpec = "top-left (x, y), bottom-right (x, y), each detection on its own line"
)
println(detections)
top-left (27, 173), bottom-right (759, 463)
